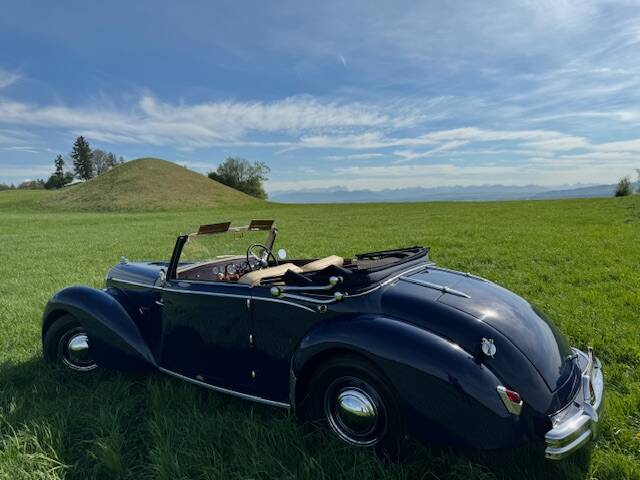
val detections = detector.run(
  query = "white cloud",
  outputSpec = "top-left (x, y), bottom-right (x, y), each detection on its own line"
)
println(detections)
top-left (0, 95), bottom-right (424, 150)
top-left (335, 163), bottom-right (517, 178)
top-left (422, 127), bottom-right (568, 143)
top-left (325, 152), bottom-right (384, 161)
top-left (0, 69), bottom-right (20, 89)
top-left (267, 154), bottom-right (639, 191)
top-left (297, 132), bottom-right (394, 149)
top-left (590, 138), bottom-right (640, 153)
top-left (524, 136), bottom-right (590, 151)
top-left (2, 146), bottom-right (39, 154)
top-left (393, 141), bottom-right (469, 162)
top-left (531, 110), bottom-right (640, 123)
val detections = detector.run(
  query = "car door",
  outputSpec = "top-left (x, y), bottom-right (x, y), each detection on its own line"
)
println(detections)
top-left (249, 289), bottom-right (322, 403)
top-left (157, 278), bottom-right (255, 392)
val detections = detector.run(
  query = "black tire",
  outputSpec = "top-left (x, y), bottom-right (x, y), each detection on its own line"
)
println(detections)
top-left (301, 354), bottom-right (405, 456)
top-left (43, 314), bottom-right (98, 372)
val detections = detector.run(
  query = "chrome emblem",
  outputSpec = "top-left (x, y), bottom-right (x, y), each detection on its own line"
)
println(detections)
top-left (481, 338), bottom-right (496, 358)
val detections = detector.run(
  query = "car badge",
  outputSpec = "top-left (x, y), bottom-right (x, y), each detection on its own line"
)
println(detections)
top-left (481, 338), bottom-right (496, 358)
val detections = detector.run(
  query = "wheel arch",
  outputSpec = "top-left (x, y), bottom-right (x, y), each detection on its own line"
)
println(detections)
top-left (292, 346), bottom-right (375, 413)
top-left (42, 308), bottom-right (70, 340)
top-left (42, 285), bottom-right (156, 371)
top-left (290, 313), bottom-right (526, 449)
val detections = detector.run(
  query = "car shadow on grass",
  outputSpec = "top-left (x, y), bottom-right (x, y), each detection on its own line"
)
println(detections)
top-left (0, 358), bottom-right (593, 480)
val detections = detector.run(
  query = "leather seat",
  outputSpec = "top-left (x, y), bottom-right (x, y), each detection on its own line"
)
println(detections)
top-left (301, 255), bottom-right (344, 272)
top-left (238, 263), bottom-right (303, 287)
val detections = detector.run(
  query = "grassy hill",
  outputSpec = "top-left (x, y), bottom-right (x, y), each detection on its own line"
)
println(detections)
top-left (0, 195), bottom-right (639, 479)
top-left (44, 158), bottom-right (258, 211)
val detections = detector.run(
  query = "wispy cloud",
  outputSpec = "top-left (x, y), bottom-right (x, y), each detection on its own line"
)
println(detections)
top-left (393, 141), bottom-right (469, 162)
top-left (0, 69), bottom-right (20, 89)
top-left (325, 152), bottom-right (384, 161)
top-left (0, 95), bottom-right (424, 149)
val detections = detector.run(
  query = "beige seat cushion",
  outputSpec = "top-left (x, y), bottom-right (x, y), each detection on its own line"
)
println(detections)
top-left (238, 263), bottom-right (303, 287)
top-left (301, 255), bottom-right (344, 272)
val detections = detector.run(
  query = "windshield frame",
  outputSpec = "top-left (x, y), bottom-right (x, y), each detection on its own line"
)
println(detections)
top-left (166, 220), bottom-right (277, 280)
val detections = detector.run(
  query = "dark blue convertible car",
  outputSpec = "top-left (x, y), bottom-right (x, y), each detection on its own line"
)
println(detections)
top-left (42, 220), bottom-right (603, 459)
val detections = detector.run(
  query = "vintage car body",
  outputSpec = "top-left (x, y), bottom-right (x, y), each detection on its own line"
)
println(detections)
top-left (42, 220), bottom-right (603, 459)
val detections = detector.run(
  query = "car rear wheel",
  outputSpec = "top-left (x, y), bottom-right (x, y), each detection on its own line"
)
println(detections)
top-left (43, 314), bottom-right (98, 372)
top-left (302, 354), bottom-right (405, 454)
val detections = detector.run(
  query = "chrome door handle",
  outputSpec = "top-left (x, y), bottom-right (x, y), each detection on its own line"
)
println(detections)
top-left (155, 299), bottom-right (166, 306)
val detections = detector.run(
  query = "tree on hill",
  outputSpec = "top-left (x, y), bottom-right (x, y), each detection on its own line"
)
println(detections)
top-left (45, 155), bottom-right (74, 189)
top-left (0, 183), bottom-right (15, 190)
top-left (208, 157), bottom-right (270, 199)
top-left (614, 176), bottom-right (632, 197)
top-left (636, 169), bottom-right (640, 193)
top-left (71, 136), bottom-right (94, 180)
top-left (93, 149), bottom-right (122, 176)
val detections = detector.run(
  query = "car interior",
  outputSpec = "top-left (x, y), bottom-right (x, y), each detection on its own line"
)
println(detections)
top-left (174, 220), bottom-right (427, 291)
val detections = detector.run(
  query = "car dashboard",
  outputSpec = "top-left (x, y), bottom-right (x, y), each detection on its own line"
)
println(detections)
top-left (177, 256), bottom-right (254, 282)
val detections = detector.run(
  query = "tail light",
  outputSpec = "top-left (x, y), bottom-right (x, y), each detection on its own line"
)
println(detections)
top-left (497, 386), bottom-right (523, 415)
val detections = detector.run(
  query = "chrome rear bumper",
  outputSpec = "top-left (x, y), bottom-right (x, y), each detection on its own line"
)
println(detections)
top-left (544, 347), bottom-right (604, 460)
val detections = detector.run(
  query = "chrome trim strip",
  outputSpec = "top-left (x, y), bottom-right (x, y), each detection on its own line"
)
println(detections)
top-left (544, 348), bottom-right (604, 460)
top-left (171, 278), bottom-right (250, 288)
top-left (108, 277), bottom-right (157, 288)
top-left (279, 292), bottom-right (341, 304)
top-left (254, 296), bottom-right (315, 312)
top-left (109, 277), bottom-right (316, 312)
top-left (398, 276), bottom-right (471, 298)
top-left (427, 266), bottom-right (491, 283)
top-left (158, 367), bottom-right (290, 409)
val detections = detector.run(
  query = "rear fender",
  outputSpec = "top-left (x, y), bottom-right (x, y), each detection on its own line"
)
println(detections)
top-left (42, 285), bottom-right (156, 371)
top-left (292, 314), bottom-right (525, 448)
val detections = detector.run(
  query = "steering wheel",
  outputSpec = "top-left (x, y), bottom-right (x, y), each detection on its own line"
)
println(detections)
top-left (246, 243), bottom-right (278, 271)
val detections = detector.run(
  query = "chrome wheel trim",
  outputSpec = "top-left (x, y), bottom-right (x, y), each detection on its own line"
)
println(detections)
top-left (324, 377), bottom-right (387, 446)
top-left (58, 328), bottom-right (97, 372)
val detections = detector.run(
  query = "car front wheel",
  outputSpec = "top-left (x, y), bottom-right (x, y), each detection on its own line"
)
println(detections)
top-left (303, 354), bottom-right (405, 454)
top-left (43, 314), bottom-right (98, 372)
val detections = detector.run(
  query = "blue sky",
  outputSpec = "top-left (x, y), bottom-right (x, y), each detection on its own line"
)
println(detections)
top-left (1, 0), bottom-right (640, 191)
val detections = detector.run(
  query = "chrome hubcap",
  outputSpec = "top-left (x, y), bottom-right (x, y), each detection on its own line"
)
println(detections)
top-left (325, 378), bottom-right (386, 446)
top-left (335, 388), bottom-right (378, 434)
top-left (60, 329), bottom-right (97, 371)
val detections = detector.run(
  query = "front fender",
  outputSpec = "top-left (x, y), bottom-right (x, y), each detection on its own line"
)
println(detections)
top-left (42, 285), bottom-right (156, 371)
top-left (293, 314), bottom-right (526, 448)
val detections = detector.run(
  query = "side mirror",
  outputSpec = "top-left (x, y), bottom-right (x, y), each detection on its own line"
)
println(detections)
top-left (277, 248), bottom-right (287, 260)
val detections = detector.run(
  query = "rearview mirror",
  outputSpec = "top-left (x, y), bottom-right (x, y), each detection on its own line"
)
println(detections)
top-left (277, 248), bottom-right (287, 260)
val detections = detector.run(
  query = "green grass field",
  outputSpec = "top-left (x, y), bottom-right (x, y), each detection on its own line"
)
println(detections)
top-left (1, 192), bottom-right (639, 480)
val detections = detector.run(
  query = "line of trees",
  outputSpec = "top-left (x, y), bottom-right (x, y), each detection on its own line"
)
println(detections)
top-left (0, 180), bottom-right (47, 190)
top-left (2, 136), bottom-right (124, 190)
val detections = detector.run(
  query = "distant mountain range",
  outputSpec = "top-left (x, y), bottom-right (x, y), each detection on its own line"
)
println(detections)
top-left (269, 182), bottom-right (636, 204)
